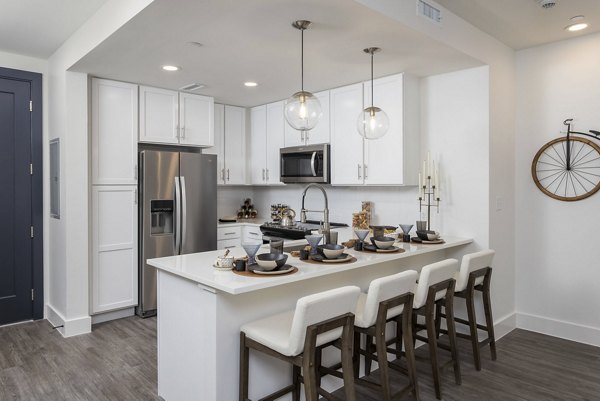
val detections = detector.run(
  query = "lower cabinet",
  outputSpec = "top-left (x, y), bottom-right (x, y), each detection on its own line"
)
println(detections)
top-left (91, 185), bottom-right (138, 314)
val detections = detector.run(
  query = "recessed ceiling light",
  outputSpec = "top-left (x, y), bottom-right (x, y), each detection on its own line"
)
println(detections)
top-left (162, 65), bottom-right (180, 72)
top-left (188, 41), bottom-right (204, 48)
top-left (244, 82), bottom-right (258, 87)
top-left (566, 22), bottom-right (588, 32)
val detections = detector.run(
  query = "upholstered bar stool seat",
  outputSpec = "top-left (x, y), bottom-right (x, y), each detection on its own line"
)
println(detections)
top-left (240, 286), bottom-right (360, 401)
top-left (353, 270), bottom-right (420, 401)
top-left (412, 259), bottom-right (461, 400)
top-left (437, 249), bottom-right (496, 371)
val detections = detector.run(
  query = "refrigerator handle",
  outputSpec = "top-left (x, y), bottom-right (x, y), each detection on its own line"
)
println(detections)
top-left (180, 176), bottom-right (188, 252)
top-left (174, 176), bottom-right (182, 255)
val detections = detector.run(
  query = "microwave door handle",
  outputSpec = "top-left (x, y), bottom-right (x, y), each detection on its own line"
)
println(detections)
top-left (174, 176), bottom-right (182, 255)
top-left (180, 176), bottom-right (187, 253)
top-left (310, 151), bottom-right (317, 177)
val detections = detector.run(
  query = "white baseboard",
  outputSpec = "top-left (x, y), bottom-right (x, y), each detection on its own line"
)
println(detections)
top-left (494, 312), bottom-right (517, 340)
top-left (516, 312), bottom-right (600, 347)
top-left (91, 307), bottom-right (135, 325)
top-left (45, 304), bottom-right (91, 338)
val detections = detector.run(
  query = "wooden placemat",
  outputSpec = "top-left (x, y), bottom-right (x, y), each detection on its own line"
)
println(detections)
top-left (291, 255), bottom-right (358, 265)
top-left (411, 238), bottom-right (446, 245)
top-left (232, 266), bottom-right (298, 278)
top-left (358, 247), bottom-right (406, 254)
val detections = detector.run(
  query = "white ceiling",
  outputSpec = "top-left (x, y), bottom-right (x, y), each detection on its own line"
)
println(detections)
top-left (71, 0), bottom-right (482, 107)
top-left (435, 0), bottom-right (600, 50)
top-left (0, 0), bottom-right (107, 58)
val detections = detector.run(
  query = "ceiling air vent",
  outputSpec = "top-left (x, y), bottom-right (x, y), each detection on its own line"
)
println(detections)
top-left (417, 0), bottom-right (442, 25)
top-left (179, 83), bottom-right (206, 92)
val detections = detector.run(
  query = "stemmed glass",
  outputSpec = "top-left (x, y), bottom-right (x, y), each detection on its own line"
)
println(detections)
top-left (242, 242), bottom-right (262, 266)
top-left (399, 224), bottom-right (414, 243)
top-left (354, 229), bottom-right (370, 250)
top-left (305, 235), bottom-right (323, 255)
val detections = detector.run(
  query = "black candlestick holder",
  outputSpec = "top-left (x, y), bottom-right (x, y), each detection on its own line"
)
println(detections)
top-left (418, 175), bottom-right (441, 231)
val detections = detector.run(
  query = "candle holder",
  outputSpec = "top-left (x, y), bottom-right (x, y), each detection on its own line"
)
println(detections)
top-left (418, 174), bottom-right (441, 231)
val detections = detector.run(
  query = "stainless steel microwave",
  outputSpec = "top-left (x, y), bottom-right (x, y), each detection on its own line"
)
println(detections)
top-left (280, 143), bottom-right (330, 184)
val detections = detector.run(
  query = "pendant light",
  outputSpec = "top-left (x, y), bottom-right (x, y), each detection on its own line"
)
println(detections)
top-left (357, 47), bottom-right (389, 140)
top-left (284, 20), bottom-right (322, 132)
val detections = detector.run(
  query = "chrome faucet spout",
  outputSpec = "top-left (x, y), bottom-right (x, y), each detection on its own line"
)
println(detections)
top-left (300, 184), bottom-right (330, 231)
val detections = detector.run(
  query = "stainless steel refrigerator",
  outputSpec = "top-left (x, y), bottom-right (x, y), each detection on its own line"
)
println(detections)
top-left (137, 149), bottom-right (217, 317)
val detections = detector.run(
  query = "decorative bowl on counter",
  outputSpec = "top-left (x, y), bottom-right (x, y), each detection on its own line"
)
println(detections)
top-left (256, 253), bottom-right (289, 270)
top-left (317, 244), bottom-right (345, 259)
top-left (416, 230), bottom-right (440, 241)
top-left (370, 236), bottom-right (395, 249)
top-left (215, 256), bottom-right (235, 268)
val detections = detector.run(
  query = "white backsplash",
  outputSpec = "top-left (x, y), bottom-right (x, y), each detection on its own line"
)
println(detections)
top-left (216, 186), bottom-right (255, 218)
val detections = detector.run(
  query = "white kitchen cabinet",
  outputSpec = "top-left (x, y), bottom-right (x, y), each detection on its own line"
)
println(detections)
top-left (139, 86), bottom-right (214, 147)
top-left (179, 93), bottom-right (214, 147)
top-left (91, 186), bottom-right (138, 314)
top-left (330, 83), bottom-right (365, 185)
top-left (217, 226), bottom-right (242, 249)
top-left (284, 90), bottom-right (330, 147)
top-left (249, 102), bottom-right (285, 185)
top-left (91, 79), bottom-right (138, 185)
top-left (217, 238), bottom-right (241, 250)
top-left (223, 105), bottom-right (246, 184)
top-left (242, 225), bottom-right (262, 243)
top-left (330, 74), bottom-right (419, 186)
top-left (205, 103), bottom-right (225, 183)
top-left (139, 86), bottom-right (179, 144)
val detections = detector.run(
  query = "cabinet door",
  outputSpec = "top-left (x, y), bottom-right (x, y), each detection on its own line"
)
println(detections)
top-left (330, 83), bottom-right (365, 185)
top-left (266, 101), bottom-right (285, 185)
top-left (139, 86), bottom-right (179, 144)
top-left (206, 104), bottom-right (226, 184)
top-left (305, 90), bottom-right (330, 145)
top-left (363, 74), bottom-right (404, 185)
top-left (242, 225), bottom-right (262, 243)
top-left (224, 106), bottom-right (246, 184)
top-left (283, 116), bottom-right (304, 147)
top-left (249, 105), bottom-right (267, 185)
top-left (92, 186), bottom-right (138, 313)
top-left (91, 79), bottom-right (138, 185)
top-left (179, 93), bottom-right (214, 147)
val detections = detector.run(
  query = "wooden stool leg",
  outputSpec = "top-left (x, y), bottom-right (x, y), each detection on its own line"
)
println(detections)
top-left (353, 331), bottom-right (361, 379)
top-left (341, 324), bottom-right (357, 401)
top-left (302, 348), bottom-right (319, 401)
top-left (466, 288), bottom-right (482, 371)
top-left (434, 303), bottom-right (442, 339)
top-left (375, 323), bottom-right (392, 401)
top-left (315, 348), bottom-right (322, 388)
top-left (292, 365), bottom-right (301, 401)
top-left (239, 332), bottom-right (249, 401)
top-left (483, 280), bottom-right (497, 361)
top-left (364, 334), bottom-right (374, 376)
top-left (396, 316), bottom-right (403, 362)
top-left (425, 302), bottom-right (442, 400)
top-left (403, 312), bottom-right (420, 401)
top-left (445, 296), bottom-right (462, 385)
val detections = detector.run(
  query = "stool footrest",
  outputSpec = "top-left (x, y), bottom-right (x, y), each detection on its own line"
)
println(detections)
top-left (257, 384), bottom-right (295, 401)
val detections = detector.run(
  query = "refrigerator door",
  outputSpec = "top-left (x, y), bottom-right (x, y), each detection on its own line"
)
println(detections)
top-left (180, 153), bottom-right (217, 253)
top-left (138, 150), bottom-right (179, 317)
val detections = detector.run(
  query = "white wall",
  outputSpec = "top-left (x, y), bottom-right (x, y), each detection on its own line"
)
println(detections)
top-left (515, 32), bottom-right (600, 346)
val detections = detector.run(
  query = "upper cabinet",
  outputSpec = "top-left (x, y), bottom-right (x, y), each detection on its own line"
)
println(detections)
top-left (249, 102), bottom-right (285, 185)
top-left (205, 104), bottom-right (225, 183)
top-left (331, 73), bottom-right (419, 186)
top-left (208, 104), bottom-right (247, 185)
top-left (284, 90), bottom-right (330, 147)
top-left (139, 86), bottom-right (214, 147)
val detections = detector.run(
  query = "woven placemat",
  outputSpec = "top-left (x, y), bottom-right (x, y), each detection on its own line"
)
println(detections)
top-left (290, 255), bottom-right (358, 265)
top-left (232, 266), bottom-right (298, 278)
top-left (358, 247), bottom-right (406, 254)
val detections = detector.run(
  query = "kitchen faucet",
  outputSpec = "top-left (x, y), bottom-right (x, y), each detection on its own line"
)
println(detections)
top-left (300, 183), bottom-right (330, 231)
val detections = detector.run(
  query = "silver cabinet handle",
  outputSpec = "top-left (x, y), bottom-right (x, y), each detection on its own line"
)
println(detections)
top-left (180, 176), bottom-right (187, 251)
top-left (364, 164), bottom-right (368, 179)
top-left (227, 169), bottom-right (230, 181)
top-left (262, 168), bottom-right (265, 181)
top-left (266, 169), bottom-right (269, 181)
top-left (224, 245), bottom-right (236, 249)
top-left (357, 164), bottom-right (362, 180)
top-left (181, 126), bottom-right (186, 139)
top-left (310, 152), bottom-right (317, 177)
top-left (248, 231), bottom-right (259, 236)
top-left (224, 232), bottom-right (236, 236)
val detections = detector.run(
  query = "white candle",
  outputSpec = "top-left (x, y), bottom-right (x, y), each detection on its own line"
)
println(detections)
top-left (427, 152), bottom-right (431, 178)
top-left (418, 172), bottom-right (422, 195)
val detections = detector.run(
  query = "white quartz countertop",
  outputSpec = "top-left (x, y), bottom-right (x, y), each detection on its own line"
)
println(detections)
top-left (148, 231), bottom-right (473, 295)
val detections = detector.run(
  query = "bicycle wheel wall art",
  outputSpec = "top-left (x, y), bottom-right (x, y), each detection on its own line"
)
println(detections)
top-left (531, 119), bottom-right (600, 201)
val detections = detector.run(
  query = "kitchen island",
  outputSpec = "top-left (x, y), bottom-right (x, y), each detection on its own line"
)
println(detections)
top-left (148, 232), bottom-right (472, 401)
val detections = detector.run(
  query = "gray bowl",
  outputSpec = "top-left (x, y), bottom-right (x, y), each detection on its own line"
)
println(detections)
top-left (416, 230), bottom-right (440, 241)
top-left (370, 236), bottom-right (395, 249)
top-left (317, 244), bottom-right (345, 259)
top-left (256, 253), bottom-right (288, 271)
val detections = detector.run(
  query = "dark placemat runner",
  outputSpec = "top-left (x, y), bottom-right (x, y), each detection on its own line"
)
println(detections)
top-left (232, 266), bottom-right (298, 277)
top-left (290, 255), bottom-right (358, 265)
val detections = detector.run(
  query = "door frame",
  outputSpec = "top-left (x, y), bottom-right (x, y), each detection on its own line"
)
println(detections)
top-left (0, 66), bottom-right (43, 320)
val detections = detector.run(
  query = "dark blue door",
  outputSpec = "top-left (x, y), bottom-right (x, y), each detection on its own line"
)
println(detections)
top-left (0, 77), bottom-right (33, 325)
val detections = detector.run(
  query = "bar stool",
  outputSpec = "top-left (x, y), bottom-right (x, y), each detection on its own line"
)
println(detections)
top-left (239, 286), bottom-right (360, 401)
top-left (412, 259), bottom-right (461, 400)
top-left (353, 270), bottom-right (420, 401)
top-left (437, 250), bottom-right (496, 371)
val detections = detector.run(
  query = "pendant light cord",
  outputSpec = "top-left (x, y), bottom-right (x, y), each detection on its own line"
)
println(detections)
top-left (301, 27), bottom-right (304, 92)
top-left (370, 51), bottom-right (374, 108)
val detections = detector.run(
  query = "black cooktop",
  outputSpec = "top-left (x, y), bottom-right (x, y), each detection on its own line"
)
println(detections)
top-left (260, 220), bottom-right (348, 240)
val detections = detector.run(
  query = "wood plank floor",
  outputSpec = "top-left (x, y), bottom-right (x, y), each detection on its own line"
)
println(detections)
top-left (1, 317), bottom-right (599, 400)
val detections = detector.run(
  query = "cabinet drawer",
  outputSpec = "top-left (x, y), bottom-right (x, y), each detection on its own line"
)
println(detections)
top-left (217, 226), bottom-right (241, 240)
top-left (243, 226), bottom-right (262, 242)
top-left (217, 238), bottom-right (241, 250)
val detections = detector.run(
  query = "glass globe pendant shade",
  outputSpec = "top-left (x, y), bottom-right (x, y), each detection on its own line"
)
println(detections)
top-left (357, 106), bottom-right (389, 139)
top-left (284, 90), bottom-right (322, 131)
